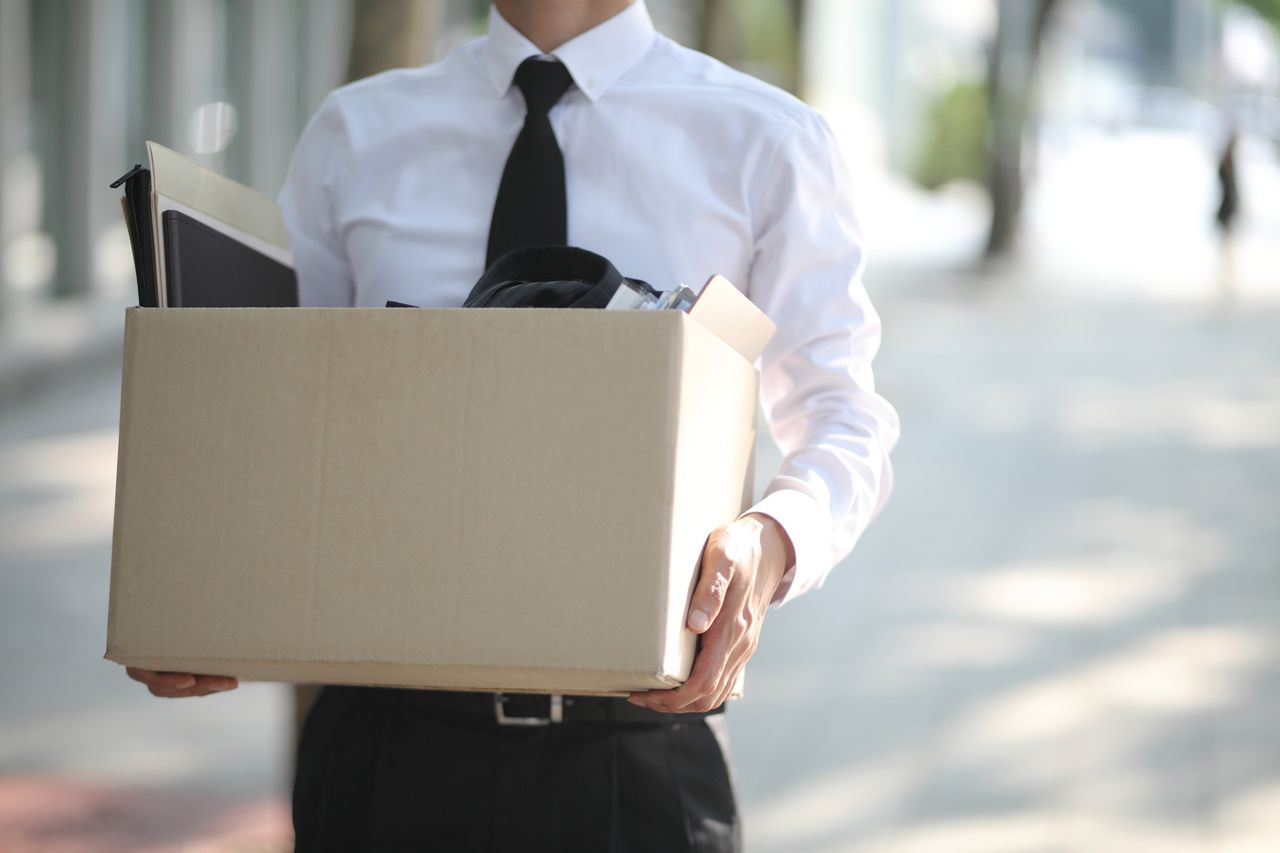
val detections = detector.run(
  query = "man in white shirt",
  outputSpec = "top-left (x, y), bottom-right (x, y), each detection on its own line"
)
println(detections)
top-left (127, 1), bottom-right (898, 848)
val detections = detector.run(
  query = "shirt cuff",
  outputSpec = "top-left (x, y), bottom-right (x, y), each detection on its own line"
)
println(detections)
top-left (741, 488), bottom-right (830, 607)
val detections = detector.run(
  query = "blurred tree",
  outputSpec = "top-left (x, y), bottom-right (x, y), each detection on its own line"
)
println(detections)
top-left (985, 0), bottom-right (1061, 259)
top-left (1223, 0), bottom-right (1280, 27)
top-left (914, 80), bottom-right (990, 191)
top-left (785, 0), bottom-right (808, 97)
top-left (347, 0), bottom-right (444, 82)
top-left (698, 0), bottom-right (746, 69)
top-left (697, 0), bottom-right (807, 96)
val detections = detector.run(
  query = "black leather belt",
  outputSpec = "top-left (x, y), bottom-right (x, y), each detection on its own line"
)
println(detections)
top-left (390, 688), bottom-right (722, 727)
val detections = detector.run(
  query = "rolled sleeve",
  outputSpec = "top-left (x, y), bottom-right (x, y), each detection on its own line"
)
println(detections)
top-left (743, 110), bottom-right (900, 606)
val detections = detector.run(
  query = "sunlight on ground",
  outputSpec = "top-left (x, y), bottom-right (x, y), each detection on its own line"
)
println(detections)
top-left (0, 777), bottom-right (290, 853)
top-left (747, 623), bottom-right (1274, 850)
top-left (1061, 386), bottom-right (1280, 449)
top-left (965, 381), bottom-right (1280, 450)
top-left (737, 295), bottom-right (1278, 851)
top-left (861, 812), bottom-right (1200, 853)
top-left (949, 555), bottom-right (1198, 625)
top-left (0, 429), bottom-right (118, 552)
top-left (886, 621), bottom-right (1031, 668)
top-left (748, 754), bottom-right (921, 850)
top-left (952, 626), bottom-right (1272, 747)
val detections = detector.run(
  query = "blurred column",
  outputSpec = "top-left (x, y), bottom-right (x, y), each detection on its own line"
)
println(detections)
top-left (1173, 0), bottom-right (1218, 95)
top-left (298, 0), bottom-right (355, 121)
top-left (146, 0), bottom-right (227, 165)
top-left (346, 0), bottom-right (443, 82)
top-left (225, 0), bottom-right (300, 195)
top-left (32, 0), bottom-right (130, 300)
top-left (0, 0), bottom-right (31, 317)
top-left (644, 0), bottom-right (699, 45)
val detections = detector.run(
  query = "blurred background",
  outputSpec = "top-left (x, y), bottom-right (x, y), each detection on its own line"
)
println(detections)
top-left (1, 0), bottom-right (1277, 850)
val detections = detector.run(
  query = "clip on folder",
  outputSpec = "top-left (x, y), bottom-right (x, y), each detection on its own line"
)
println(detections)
top-left (111, 142), bottom-right (299, 308)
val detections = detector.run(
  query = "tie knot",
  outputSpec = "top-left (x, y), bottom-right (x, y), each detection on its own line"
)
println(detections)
top-left (513, 57), bottom-right (574, 115)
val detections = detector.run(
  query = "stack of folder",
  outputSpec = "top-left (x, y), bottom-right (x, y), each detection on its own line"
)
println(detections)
top-left (111, 142), bottom-right (298, 308)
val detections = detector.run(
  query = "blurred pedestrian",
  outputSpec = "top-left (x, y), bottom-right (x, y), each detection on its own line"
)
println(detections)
top-left (1216, 130), bottom-right (1240, 236)
top-left (1216, 129), bottom-right (1240, 300)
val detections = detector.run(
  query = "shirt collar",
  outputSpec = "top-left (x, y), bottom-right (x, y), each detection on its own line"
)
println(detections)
top-left (482, 1), bottom-right (656, 102)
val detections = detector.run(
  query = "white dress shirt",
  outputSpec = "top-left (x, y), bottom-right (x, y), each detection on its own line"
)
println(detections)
top-left (277, 0), bottom-right (899, 605)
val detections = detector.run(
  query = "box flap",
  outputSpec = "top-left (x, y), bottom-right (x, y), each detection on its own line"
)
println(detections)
top-left (687, 275), bottom-right (776, 363)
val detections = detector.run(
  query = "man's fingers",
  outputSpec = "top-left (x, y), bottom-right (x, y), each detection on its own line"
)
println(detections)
top-left (634, 617), bottom-right (734, 712)
top-left (708, 670), bottom-right (736, 713)
top-left (634, 518), bottom-right (777, 713)
top-left (648, 583), bottom-right (754, 713)
top-left (640, 607), bottom-right (762, 713)
top-left (127, 668), bottom-right (237, 698)
top-left (149, 684), bottom-right (198, 698)
top-left (711, 640), bottom-right (755, 710)
top-left (126, 668), bottom-right (197, 690)
top-left (687, 542), bottom-right (734, 634)
top-left (673, 627), bottom-right (733, 710)
top-left (193, 674), bottom-right (238, 692)
top-left (148, 676), bottom-right (237, 698)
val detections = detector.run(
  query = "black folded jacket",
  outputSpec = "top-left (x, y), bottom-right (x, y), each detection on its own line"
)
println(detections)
top-left (387, 246), bottom-right (657, 310)
top-left (467, 246), bottom-right (656, 309)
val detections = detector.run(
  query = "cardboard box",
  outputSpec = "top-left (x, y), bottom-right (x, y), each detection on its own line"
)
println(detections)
top-left (107, 299), bottom-right (769, 695)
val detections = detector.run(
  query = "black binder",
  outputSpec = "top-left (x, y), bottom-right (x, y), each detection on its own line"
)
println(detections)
top-left (111, 147), bottom-right (299, 308)
top-left (111, 164), bottom-right (158, 307)
top-left (161, 210), bottom-right (297, 307)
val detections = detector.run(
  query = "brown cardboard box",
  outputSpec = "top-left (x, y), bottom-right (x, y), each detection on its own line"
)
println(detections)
top-left (107, 294), bottom-right (771, 695)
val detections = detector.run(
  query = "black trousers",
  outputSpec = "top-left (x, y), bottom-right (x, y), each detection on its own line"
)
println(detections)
top-left (292, 686), bottom-right (741, 852)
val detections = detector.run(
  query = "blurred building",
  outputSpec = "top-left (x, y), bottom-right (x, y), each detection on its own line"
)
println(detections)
top-left (0, 0), bottom-right (356, 315)
top-left (0, 0), bottom-right (702, 327)
top-left (0, 0), bottom-right (1269, 326)
top-left (805, 0), bottom-right (1240, 173)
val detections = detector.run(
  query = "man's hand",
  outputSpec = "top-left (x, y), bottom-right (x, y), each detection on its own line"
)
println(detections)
top-left (125, 667), bottom-right (238, 698)
top-left (628, 513), bottom-right (793, 713)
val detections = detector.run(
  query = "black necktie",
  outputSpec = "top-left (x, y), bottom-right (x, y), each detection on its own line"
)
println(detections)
top-left (486, 58), bottom-right (576, 267)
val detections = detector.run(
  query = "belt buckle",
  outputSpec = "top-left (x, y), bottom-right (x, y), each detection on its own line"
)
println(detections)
top-left (494, 693), bottom-right (563, 726)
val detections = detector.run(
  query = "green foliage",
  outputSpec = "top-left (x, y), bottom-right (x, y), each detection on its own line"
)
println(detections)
top-left (1223, 0), bottom-right (1280, 28)
top-left (912, 80), bottom-right (991, 192)
top-left (739, 0), bottom-right (798, 70)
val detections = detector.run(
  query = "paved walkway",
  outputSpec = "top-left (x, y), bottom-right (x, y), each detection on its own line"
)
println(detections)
top-left (734, 271), bottom-right (1280, 851)
top-left (1, 269), bottom-right (1276, 850)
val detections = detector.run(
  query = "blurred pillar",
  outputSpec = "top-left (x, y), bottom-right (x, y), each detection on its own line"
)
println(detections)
top-left (146, 0), bottom-right (227, 165)
top-left (1173, 0), bottom-right (1218, 95)
top-left (696, 0), bottom-right (745, 67)
top-left (0, 0), bottom-right (31, 317)
top-left (31, 0), bottom-right (129, 300)
top-left (346, 0), bottom-right (444, 83)
top-left (299, 0), bottom-right (356, 119)
top-left (226, 0), bottom-right (300, 194)
top-left (787, 0), bottom-right (809, 98)
top-left (985, 0), bottom-right (1059, 260)
top-left (646, 0), bottom-right (699, 45)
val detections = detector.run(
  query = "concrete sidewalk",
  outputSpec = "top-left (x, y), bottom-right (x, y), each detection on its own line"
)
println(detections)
top-left (0, 778), bottom-right (289, 853)
top-left (731, 273), bottom-right (1280, 851)
top-left (0, 295), bottom-right (127, 401)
